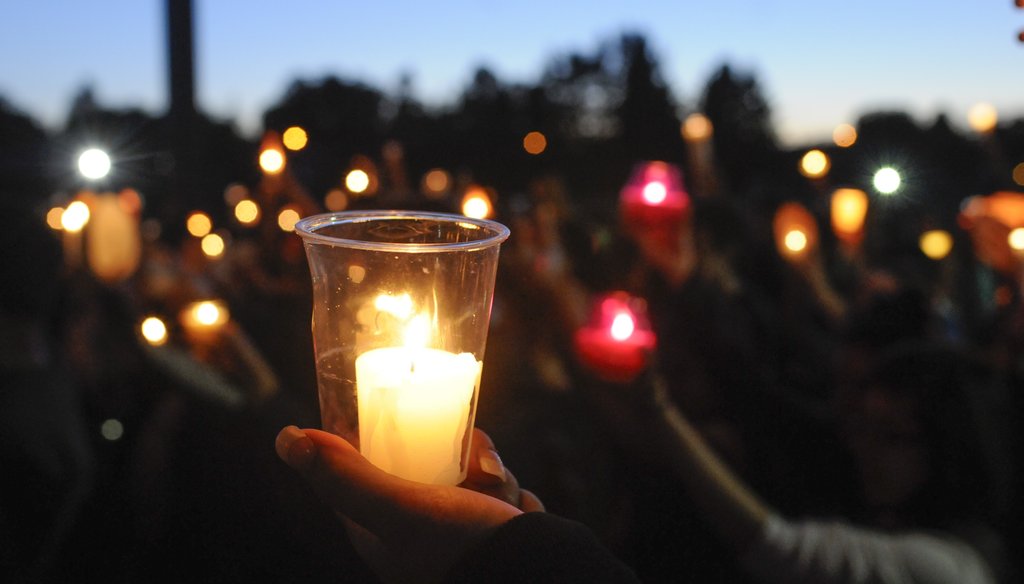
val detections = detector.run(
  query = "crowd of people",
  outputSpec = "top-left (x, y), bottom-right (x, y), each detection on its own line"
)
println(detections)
top-left (1, 154), bottom-right (1022, 583)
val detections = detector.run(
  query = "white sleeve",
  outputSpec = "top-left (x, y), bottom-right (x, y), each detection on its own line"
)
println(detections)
top-left (738, 514), bottom-right (996, 584)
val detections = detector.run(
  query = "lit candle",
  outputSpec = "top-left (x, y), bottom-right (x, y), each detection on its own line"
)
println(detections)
top-left (773, 202), bottom-right (818, 262)
top-left (619, 161), bottom-right (690, 233)
top-left (179, 299), bottom-right (229, 343)
top-left (574, 292), bottom-right (657, 382)
top-left (356, 311), bottom-right (482, 484)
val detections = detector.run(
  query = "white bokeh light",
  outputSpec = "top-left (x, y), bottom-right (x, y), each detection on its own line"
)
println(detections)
top-left (78, 148), bottom-right (111, 179)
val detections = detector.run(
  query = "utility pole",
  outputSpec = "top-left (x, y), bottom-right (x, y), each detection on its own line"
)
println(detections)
top-left (166, 0), bottom-right (199, 236)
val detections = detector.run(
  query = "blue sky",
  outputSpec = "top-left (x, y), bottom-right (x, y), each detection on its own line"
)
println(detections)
top-left (1, 1), bottom-right (1021, 146)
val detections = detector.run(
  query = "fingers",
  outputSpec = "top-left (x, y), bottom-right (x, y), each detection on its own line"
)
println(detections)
top-left (520, 489), bottom-right (546, 512)
top-left (463, 428), bottom-right (545, 512)
top-left (465, 428), bottom-right (507, 485)
top-left (276, 425), bottom-right (419, 538)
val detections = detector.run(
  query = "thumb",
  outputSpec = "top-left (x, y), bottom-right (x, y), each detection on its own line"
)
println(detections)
top-left (275, 425), bottom-right (418, 539)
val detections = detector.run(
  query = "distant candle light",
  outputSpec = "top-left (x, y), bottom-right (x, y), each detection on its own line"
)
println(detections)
top-left (642, 181), bottom-right (668, 205)
top-left (278, 207), bottom-right (301, 231)
top-left (140, 316), bottom-right (168, 346)
top-left (186, 212), bottom-right (212, 237)
top-left (61, 201), bottom-right (90, 232)
top-left (345, 169), bottom-right (370, 194)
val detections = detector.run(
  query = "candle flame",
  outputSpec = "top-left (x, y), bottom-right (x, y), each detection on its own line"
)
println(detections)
top-left (784, 229), bottom-right (808, 253)
top-left (610, 312), bottom-right (636, 341)
top-left (642, 181), bottom-right (667, 205)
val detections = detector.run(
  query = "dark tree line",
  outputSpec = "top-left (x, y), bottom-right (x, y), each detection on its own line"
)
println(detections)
top-left (1, 31), bottom-right (1021, 239)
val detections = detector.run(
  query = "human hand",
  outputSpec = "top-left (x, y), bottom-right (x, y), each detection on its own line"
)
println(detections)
top-left (275, 426), bottom-right (542, 583)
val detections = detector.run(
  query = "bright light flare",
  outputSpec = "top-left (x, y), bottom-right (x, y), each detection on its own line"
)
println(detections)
top-left (186, 212), bottom-right (212, 237)
top-left (642, 181), bottom-right (668, 204)
top-left (1009, 228), bottom-right (1024, 251)
top-left (919, 230), bottom-right (953, 260)
top-left (193, 301), bottom-right (226, 326)
top-left (784, 229), bottom-right (808, 253)
top-left (234, 199), bottom-right (260, 224)
top-left (140, 316), bottom-right (168, 346)
top-left (375, 293), bottom-right (415, 320)
top-left (259, 148), bottom-right (285, 174)
top-left (78, 148), bottom-right (111, 180)
top-left (609, 312), bottom-right (636, 341)
top-left (61, 201), bottom-right (90, 232)
top-left (462, 189), bottom-right (493, 219)
top-left (873, 167), bottom-right (902, 195)
top-left (403, 314), bottom-right (432, 349)
top-left (833, 124), bottom-right (857, 148)
top-left (283, 126), bottom-right (308, 151)
top-left (345, 169), bottom-right (370, 194)
top-left (800, 149), bottom-right (830, 178)
top-left (277, 207), bottom-right (301, 232)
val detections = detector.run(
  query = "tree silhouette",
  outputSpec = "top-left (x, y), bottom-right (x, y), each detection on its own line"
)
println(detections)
top-left (613, 34), bottom-right (684, 165)
top-left (700, 64), bottom-right (779, 201)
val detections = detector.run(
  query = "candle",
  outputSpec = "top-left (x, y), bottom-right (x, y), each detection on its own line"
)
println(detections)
top-left (357, 347), bottom-right (481, 484)
top-left (356, 311), bottom-right (482, 484)
top-left (574, 292), bottom-right (657, 382)
top-left (295, 210), bottom-right (509, 486)
top-left (619, 161), bottom-right (690, 235)
top-left (773, 201), bottom-right (818, 262)
top-left (179, 299), bottom-right (229, 343)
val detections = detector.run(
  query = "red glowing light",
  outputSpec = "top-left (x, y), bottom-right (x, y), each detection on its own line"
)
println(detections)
top-left (574, 292), bottom-right (656, 383)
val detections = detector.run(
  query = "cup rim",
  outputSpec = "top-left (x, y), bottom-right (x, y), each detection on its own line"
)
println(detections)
top-left (294, 210), bottom-right (510, 252)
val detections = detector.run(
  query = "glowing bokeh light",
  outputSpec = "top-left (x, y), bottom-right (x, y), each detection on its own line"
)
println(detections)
top-left (345, 169), bottom-right (370, 194)
top-left (682, 113), bottom-right (713, 141)
top-left (259, 148), bottom-right (285, 174)
top-left (195, 301), bottom-right (222, 325)
top-left (101, 419), bottom-right (124, 441)
top-left (1010, 228), bottom-right (1024, 251)
top-left (324, 188), bottom-right (348, 212)
top-left (800, 149), bottom-right (830, 178)
top-left (46, 207), bottom-right (64, 230)
top-left (831, 188), bottom-right (869, 245)
top-left (968, 103), bottom-right (998, 133)
top-left (234, 199), bottom-right (260, 224)
top-left (186, 211), bottom-right (212, 237)
top-left (919, 230), bottom-right (953, 260)
top-left (201, 233), bottom-right (225, 258)
top-left (1012, 163), bottom-right (1024, 187)
top-left (462, 189), bottom-right (492, 219)
top-left (873, 167), bottom-right (902, 195)
top-left (423, 169), bottom-right (450, 197)
top-left (523, 131), bottom-right (547, 155)
top-left (140, 316), bottom-right (168, 346)
top-left (78, 148), bottom-right (111, 179)
top-left (277, 207), bottom-right (301, 232)
top-left (832, 123), bottom-right (857, 148)
top-left (610, 312), bottom-right (636, 341)
top-left (282, 126), bottom-right (309, 151)
top-left (61, 200), bottom-right (90, 232)
top-left (642, 181), bottom-right (668, 204)
top-left (784, 229), bottom-right (808, 253)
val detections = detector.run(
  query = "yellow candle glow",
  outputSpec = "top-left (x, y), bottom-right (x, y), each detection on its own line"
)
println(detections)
top-left (356, 310), bottom-right (481, 484)
top-left (180, 300), bottom-right (229, 340)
